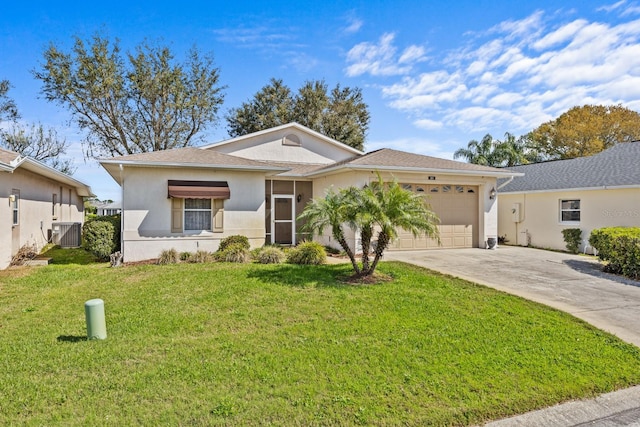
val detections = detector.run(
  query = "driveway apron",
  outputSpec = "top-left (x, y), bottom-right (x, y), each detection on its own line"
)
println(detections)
top-left (386, 246), bottom-right (640, 347)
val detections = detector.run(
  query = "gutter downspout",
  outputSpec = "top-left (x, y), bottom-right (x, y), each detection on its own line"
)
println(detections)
top-left (497, 175), bottom-right (515, 191)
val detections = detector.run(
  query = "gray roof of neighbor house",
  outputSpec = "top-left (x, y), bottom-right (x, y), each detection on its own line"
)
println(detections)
top-left (0, 147), bottom-right (93, 196)
top-left (499, 141), bottom-right (640, 193)
top-left (305, 148), bottom-right (519, 177)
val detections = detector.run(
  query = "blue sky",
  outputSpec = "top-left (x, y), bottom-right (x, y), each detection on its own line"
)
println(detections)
top-left (2, 0), bottom-right (640, 200)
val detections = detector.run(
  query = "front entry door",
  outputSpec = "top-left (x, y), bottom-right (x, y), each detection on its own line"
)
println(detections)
top-left (272, 195), bottom-right (295, 245)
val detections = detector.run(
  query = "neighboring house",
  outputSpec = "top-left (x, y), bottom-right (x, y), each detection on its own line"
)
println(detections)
top-left (497, 142), bottom-right (640, 252)
top-left (96, 201), bottom-right (121, 216)
top-left (1, 148), bottom-right (93, 269)
top-left (99, 123), bottom-right (518, 263)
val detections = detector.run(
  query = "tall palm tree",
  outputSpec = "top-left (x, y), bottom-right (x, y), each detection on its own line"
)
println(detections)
top-left (359, 176), bottom-right (440, 276)
top-left (453, 134), bottom-right (501, 166)
top-left (298, 188), bottom-right (360, 274)
top-left (300, 176), bottom-right (440, 278)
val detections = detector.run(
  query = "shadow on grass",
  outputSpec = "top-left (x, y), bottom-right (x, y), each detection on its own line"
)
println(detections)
top-left (41, 247), bottom-right (100, 265)
top-left (57, 335), bottom-right (88, 343)
top-left (563, 259), bottom-right (640, 287)
top-left (247, 264), bottom-right (353, 289)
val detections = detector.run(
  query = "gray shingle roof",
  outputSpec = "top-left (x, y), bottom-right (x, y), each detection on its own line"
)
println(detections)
top-left (102, 147), bottom-right (286, 170)
top-left (308, 148), bottom-right (515, 176)
top-left (499, 141), bottom-right (640, 193)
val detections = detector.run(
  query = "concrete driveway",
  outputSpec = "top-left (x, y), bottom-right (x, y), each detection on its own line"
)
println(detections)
top-left (386, 246), bottom-right (640, 347)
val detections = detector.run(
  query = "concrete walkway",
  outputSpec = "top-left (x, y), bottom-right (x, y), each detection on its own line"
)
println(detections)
top-left (385, 246), bottom-right (640, 426)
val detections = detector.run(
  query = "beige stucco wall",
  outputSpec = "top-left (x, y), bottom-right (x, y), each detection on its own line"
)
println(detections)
top-left (311, 170), bottom-right (498, 251)
top-left (498, 187), bottom-right (640, 252)
top-left (210, 128), bottom-right (357, 164)
top-left (1, 168), bottom-right (85, 269)
top-left (121, 166), bottom-right (268, 262)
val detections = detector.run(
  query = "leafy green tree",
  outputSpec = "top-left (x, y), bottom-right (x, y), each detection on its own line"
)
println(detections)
top-left (526, 104), bottom-right (640, 160)
top-left (226, 78), bottom-right (292, 137)
top-left (299, 175), bottom-right (439, 278)
top-left (34, 34), bottom-right (225, 157)
top-left (227, 78), bottom-right (370, 151)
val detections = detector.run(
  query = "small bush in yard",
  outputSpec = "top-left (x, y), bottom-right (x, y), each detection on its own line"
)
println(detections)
top-left (254, 246), bottom-right (285, 264)
top-left (287, 241), bottom-right (326, 265)
top-left (158, 249), bottom-right (179, 265)
top-left (218, 235), bottom-right (250, 252)
top-left (589, 227), bottom-right (640, 279)
top-left (188, 250), bottom-right (213, 263)
top-left (180, 252), bottom-right (192, 261)
top-left (82, 215), bottom-right (121, 260)
top-left (561, 228), bottom-right (582, 254)
top-left (216, 243), bottom-right (250, 263)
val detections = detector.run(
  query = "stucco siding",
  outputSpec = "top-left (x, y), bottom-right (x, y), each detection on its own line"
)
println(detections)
top-left (498, 188), bottom-right (640, 251)
top-left (1, 168), bottom-right (85, 269)
top-left (121, 166), bottom-right (267, 262)
top-left (210, 129), bottom-right (356, 164)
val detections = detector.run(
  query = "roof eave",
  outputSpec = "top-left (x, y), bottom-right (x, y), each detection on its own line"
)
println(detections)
top-left (200, 123), bottom-right (364, 155)
top-left (500, 184), bottom-right (640, 194)
top-left (304, 164), bottom-right (524, 178)
top-left (19, 158), bottom-right (93, 197)
top-left (99, 159), bottom-right (289, 172)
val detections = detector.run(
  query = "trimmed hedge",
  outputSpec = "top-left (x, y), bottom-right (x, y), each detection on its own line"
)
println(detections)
top-left (589, 227), bottom-right (640, 279)
top-left (218, 235), bottom-right (250, 252)
top-left (82, 215), bottom-right (121, 260)
top-left (287, 241), bottom-right (326, 265)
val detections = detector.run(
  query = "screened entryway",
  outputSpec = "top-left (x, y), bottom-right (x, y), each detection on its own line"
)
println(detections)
top-left (265, 180), bottom-right (312, 245)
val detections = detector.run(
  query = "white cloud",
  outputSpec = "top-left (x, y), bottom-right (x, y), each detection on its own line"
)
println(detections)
top-left (367, 137), bottom-right (454, 159)
top-left (399, 45), bottom-right (427, 64)
top-left (345, 33), bottom-right (426, 77)
top-left (349, 8), bottom-right (640, 136)
top-left (598, 0), bottom-right (627, 13)
top-left (344, 17), bottom-right (363, 34)
top-left (532, 19), bottom-right (588, 50)
top-left (413, 118), bottom-right (443, 130)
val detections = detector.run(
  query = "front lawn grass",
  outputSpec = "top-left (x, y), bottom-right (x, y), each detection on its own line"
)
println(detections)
top-left (1, 260), bottom-right (639, 425)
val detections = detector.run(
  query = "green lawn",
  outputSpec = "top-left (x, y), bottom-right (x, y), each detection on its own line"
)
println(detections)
top-left (1, 254), bottom-right (639, 426)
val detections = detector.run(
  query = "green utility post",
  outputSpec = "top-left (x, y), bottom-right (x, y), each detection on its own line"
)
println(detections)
top-left (85, 299), bottom-right (107, 340)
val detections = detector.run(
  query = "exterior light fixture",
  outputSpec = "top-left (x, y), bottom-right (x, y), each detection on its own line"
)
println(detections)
top-left (489, 187), bottom-right (496, 200)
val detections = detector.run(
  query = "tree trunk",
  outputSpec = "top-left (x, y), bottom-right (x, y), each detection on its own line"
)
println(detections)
top-left (360, 224), bottom-right (372, 272)
top-left (366, 231), bottom-right (389, 276)
top-left (336, 234), bottom-right (360, 275)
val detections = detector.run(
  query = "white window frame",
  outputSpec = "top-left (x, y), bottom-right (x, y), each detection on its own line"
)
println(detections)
top-left (11, 191), bottom-right (19, 226)
top-left (560, 199), bottom-right (581, 224)
top-left (184, 198), bottom-right (212, 232)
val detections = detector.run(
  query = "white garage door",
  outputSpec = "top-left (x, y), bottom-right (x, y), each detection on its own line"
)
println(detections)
top-left (390, 184), bottom-right (479, 250)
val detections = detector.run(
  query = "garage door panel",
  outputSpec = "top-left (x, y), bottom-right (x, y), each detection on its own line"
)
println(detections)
top-left (389, 184), bottom-right (479, 250)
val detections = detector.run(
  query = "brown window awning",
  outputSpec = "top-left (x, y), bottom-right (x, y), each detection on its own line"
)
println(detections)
top-left (168, 180), bottom-right (230, 199)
